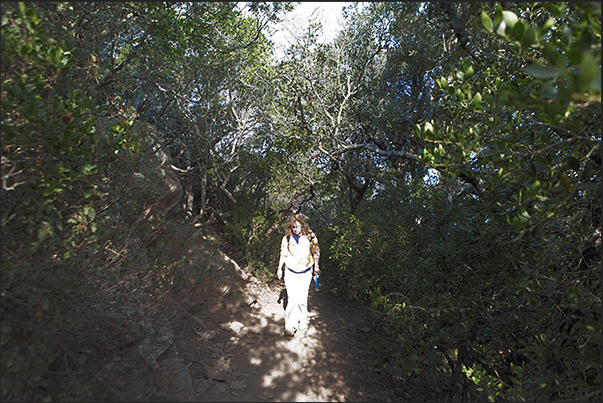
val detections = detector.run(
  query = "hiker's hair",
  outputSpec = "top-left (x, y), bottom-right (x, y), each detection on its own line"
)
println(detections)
top-left (284, 214), bottom-right (311, 237)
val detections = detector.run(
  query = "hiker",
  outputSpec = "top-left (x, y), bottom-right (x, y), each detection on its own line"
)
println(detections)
top-left (277, 214), bottom-right (320, 336)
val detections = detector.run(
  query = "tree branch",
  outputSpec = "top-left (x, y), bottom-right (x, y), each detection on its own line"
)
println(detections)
top-left (437, 3), bottom-right (484, 61)
top-left (336, 142), bottom-right (487, 197)
top-left (95, 31), bottom-right (148, 90)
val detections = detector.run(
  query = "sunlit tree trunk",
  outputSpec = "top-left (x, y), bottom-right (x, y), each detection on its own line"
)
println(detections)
top-left (199, 163), bottom-right (208, 220)
top-left (184, 178), bottom-right (194, 219)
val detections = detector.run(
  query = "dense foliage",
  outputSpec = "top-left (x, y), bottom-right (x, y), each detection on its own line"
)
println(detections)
top-left (1, 2), bottom-right (600, 401)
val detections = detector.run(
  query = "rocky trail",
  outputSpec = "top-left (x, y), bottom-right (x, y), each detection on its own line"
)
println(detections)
top-left (95, 231), bottom-right (447, 402)
top-left (174, 277), bottom-right (412, 402)
top-left (162, 274), bottom-right (412, 402)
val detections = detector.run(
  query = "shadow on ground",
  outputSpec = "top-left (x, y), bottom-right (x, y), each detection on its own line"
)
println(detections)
top-left (162, 272), bottom-right (415, 402)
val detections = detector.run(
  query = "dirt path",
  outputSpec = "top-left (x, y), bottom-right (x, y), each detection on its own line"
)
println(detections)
top-left (167, 273), bottom-right (411, 402)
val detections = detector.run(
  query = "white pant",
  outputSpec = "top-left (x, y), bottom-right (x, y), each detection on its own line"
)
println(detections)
top-left (284, 268), bottom-right (313, 332)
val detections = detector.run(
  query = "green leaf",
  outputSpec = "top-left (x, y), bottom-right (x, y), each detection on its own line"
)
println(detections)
top-left (464, 65), bottom-right (474, 80)
top-left (493, 3), bottom-right (503, 27)
top-left (519, 206), bottom-right (530, 221)
top-left (562, 26), bottom-right (573, 47)
top-left (566, 156), bottom-right (581, 171)
top-left (512, 21), bottom-right (525, 42)
top-left (577, 52), bottom-right (600, 92)
top-left (521, 25), bottom-right (535, 50)
top-left (509, 215), bottom-right (521, 230)
top-left (43, 186), bottom-right (62, 196)
top-left (560, 172), bottom-right (572, 193)
top-left (538, 17), bottom-right (555, 41)
top-left (423, 122), bottom-right (435, 139)
top-left (440, 77), bottom-right (449, 92)
top-left (523, 64), bottom-right (559, 79)
top-left (38, 223), bottom-right (50, 242)
top-left (502, 10), bottom-right (518, 30)
top-left (82, 164), bottom-right (98, 175)
top-left (481, 11), bottom-right (492, 31)
top-left (472, 92), bottom-right (482, 105)
top-left (543, 3), bottom-right (562, 16)
top-left (496, 20), bottom-right (507, 36)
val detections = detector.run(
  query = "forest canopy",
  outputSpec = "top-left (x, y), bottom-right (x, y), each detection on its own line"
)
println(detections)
top-left (1, 2), bottom-right (600, 401)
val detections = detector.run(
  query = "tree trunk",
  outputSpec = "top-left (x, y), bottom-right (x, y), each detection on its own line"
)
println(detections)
top-left (184, 178), bottom-right (194, 219)
top-left (199, 164), bottom-right (207, 219)
top-left (345, 173), bottom-right (371, 216)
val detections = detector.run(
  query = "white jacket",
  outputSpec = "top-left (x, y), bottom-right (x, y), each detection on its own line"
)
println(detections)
top-left (279, 234), bottom-right (316, 272)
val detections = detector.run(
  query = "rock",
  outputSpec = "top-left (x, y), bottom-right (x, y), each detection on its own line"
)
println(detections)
top-left (205, 365), bottom-right (229, 382)
top-left (220, 321), bottom-right (245, 333)
top-left (209, 370), bottom-right (227, 382)
top-left (237, 309), bottom-right (253, 324)
top-left (153, 353), bottom-right (196, 402)
top-left (216, 383), bottom-right (228, 394)
top-left (194, 378), bottom-right (214, 397)
top-left (191, 314), bottom-right (205, 328)
top-left (175, 242), bottom-right (250, 317)
top-left (135, 313), bottom-right (174, 365)
top-left (230, 380), bottom-right (247, 390)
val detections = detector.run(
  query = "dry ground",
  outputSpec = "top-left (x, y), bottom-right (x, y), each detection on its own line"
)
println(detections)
top-left (160, 268), bottom-right (451, 402)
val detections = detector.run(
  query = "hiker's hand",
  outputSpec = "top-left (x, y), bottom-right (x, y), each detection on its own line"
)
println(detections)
top-left (314, 266), bottom-right (321, 278)
top-left (277, 268), bottom-right (282, 280)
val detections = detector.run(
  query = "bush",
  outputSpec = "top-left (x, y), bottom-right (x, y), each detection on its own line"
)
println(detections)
top-left (1, 5), bottom-right (185, 400)
top-left (328, 173), bottom-right (600, 401)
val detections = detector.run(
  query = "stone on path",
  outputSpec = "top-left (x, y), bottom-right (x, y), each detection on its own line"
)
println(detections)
top-left (220, 320), bottom-right (245, 333)
top-left (230, 380), bottom-right (247, 390)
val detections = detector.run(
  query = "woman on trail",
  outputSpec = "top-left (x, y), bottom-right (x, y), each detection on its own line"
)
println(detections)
top-left (277, 214), bottom-right (320, 336)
